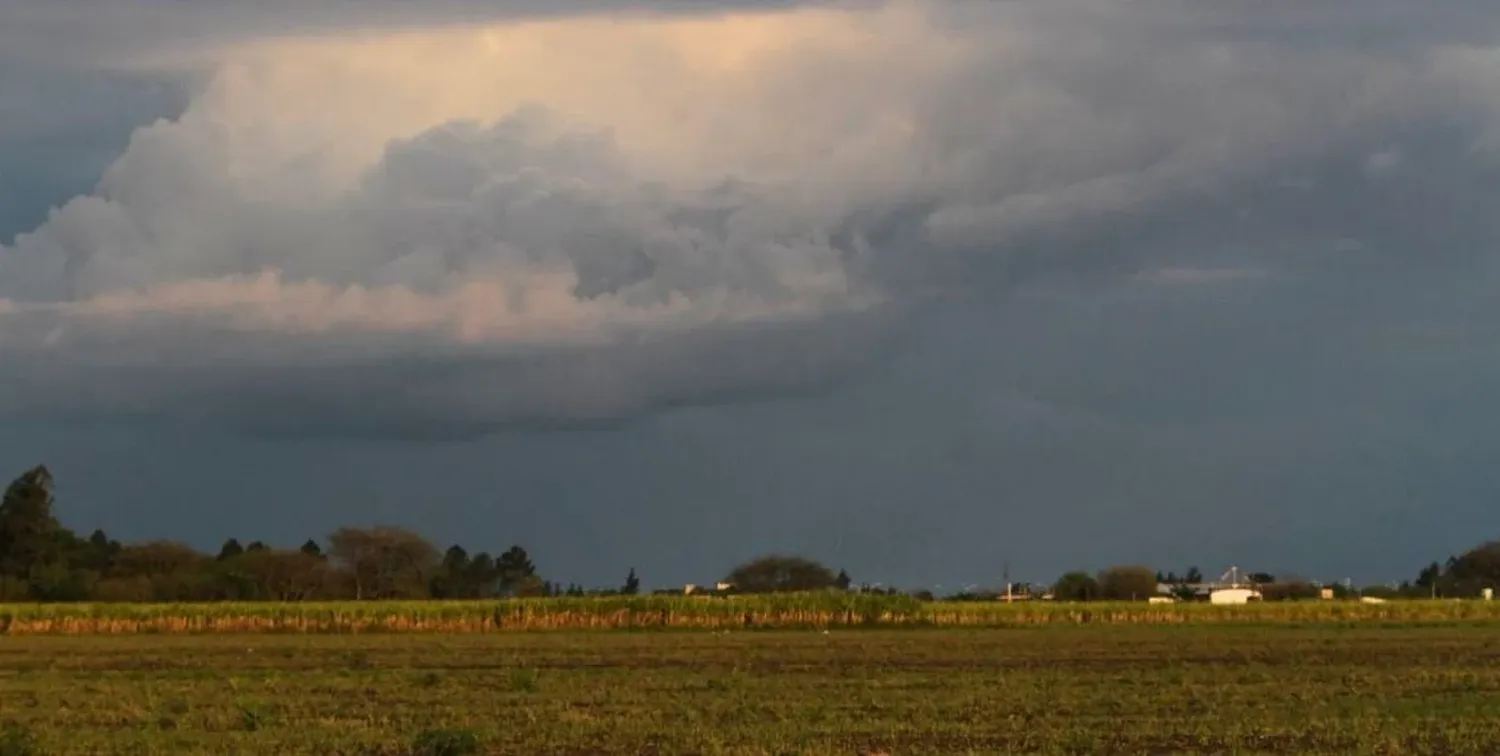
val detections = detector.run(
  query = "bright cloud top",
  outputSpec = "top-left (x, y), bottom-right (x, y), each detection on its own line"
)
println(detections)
top-left (2, 0), bottom-right (1497, 433)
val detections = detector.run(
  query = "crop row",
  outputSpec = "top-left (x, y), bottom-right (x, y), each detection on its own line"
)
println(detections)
top-left (3, 596), bottom-right (1499, 634)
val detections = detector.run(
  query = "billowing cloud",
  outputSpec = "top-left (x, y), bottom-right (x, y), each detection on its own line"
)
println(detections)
top-left (6, 0), bottom-right (1500, 436)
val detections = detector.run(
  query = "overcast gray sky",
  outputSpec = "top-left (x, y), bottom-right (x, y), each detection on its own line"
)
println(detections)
top-left (4, 0), bottom-right (1500, 590)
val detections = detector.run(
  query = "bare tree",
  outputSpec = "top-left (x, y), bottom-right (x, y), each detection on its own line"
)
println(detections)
top-left (327, 526), bottom-right (439, 600)
top-left (238, 549), bottom-right (334, 601)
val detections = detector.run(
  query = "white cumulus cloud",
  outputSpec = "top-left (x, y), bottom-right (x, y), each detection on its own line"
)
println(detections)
top-left (3, 0), bottom-right (1499, 435)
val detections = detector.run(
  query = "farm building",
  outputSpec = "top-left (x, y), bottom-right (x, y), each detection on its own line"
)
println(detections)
top-left (1147, 567), bottom-right (1276, 604)
top-left (1209, 587), bottom-right (1262, 604)
top-left (1157, 582), bottom-right (1213, 601)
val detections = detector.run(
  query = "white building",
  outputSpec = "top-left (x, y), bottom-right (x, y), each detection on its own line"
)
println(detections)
top-left (1209, 587), bottom-right (1262, 605)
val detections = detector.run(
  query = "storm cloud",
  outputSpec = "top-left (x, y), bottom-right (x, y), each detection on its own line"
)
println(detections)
top-left (7, 0), bottom-right (1500, 437)
top-left (7, 0), bottom-right (1500, 584)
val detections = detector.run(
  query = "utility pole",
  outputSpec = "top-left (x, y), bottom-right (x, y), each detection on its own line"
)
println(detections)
top-left (1003, 561), bottom-right (1011, 602)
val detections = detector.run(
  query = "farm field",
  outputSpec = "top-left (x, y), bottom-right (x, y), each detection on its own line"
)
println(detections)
top-left (4, 625), bottom-right (1500, 754)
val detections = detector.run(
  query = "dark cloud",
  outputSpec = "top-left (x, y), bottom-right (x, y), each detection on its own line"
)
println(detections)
top-left (0, 306), bottom-right (901, 440)
top-left (10, 0), bottom-right (1500, 434)
top-left (4, 0), bottom-right (1500, 584)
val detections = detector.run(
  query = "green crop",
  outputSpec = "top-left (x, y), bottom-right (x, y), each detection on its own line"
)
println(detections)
top-left (1, 596), bottom-right (1497, 635)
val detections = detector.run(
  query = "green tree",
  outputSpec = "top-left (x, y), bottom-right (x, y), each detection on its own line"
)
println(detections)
top-left (0, 465), bottom-right (65, 595)
top-left (83, 529), bottom-right (121, 573)
top-left (466, 553), bottom-right (499, 597)
top-left (431, 545), bottom-right (472, 598)
top-left (1415, 561), bottom-right (1442, 589)
top-left (26, 559), bottom-right (96, 601)
top-left (114, 541), bottom-right (207, 578)
top-left (111, 541), bottom-right (211, 601)
top-left (1097, 565), bottom-right (1159, 600)
top-left (622, 567), bottom-right (640, 595)
top-left (496, 546), bottom-right (536, 596)
top-left (300, 539), bottom-right (324, 558)
top-left (723, 555), bottom-right (838, 593)
top-left (511, 574), bottom-right (547, 597)
top-left (1052, 571), bottom-right (1099, 601)
top-left (217, 538), bottom-right (245, 561)
top-left (1441, 541), bottom-right (1500, 596)
top-left (1259, 579), bottom-right (1319, 601)
top-left (835, 569), bottom-right (853, 591)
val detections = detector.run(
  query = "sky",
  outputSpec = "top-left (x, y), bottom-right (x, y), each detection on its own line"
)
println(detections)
top-left (4, 0), bottom-right (1500, 590)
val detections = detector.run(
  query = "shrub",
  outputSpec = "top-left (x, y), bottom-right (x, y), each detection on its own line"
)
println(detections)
top-left (410, 729), bottom-right (479, 756)
top-left (238, 705), bottom-right (270, 732)
top-left (0, 724), bottom-right (38, 756)
top-left (1053, 571), bottom-right (1100, 601)
top-left (1261, 580), bottom-right (1320, 601)
top-left (509, 668), bottom-right (539, 693)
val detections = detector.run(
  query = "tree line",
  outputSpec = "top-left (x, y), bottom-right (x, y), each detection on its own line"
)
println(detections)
top-left (2, 464), bottom-right (1495, 602)
top-left (974, 551), bottom-right (1500, 602)
top-left (0, 465), bottom-right (598, 602)
top-left (0, 465), bottom-right (860, 602)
